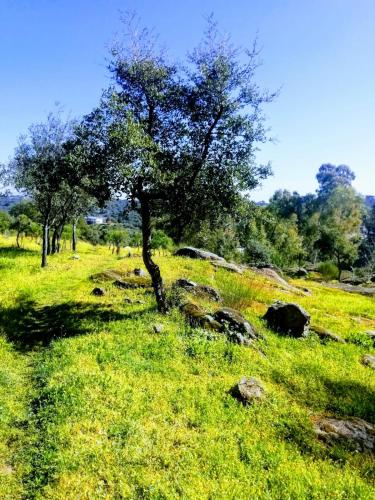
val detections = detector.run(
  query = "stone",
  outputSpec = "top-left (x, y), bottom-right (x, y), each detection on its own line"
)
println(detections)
top-left (91, 269), bottom-right (124, 282)
top-left (153, 324), bottom-right (164, 334)
top-left (313, 416), bottom-right (375, 453)
top-left (113, 276), bottom-right (151, 289)
top-left (263, 301), bottom-right (310, 337)
top-left (287, 268), bottom-right (309, 278)
top-left (135, 299), bottom-right (145, 304)
top-left (180, 302), bottom-right (222, 332)
top-left (124, 298), bottom-right (133, 304)
top-left (324, 283), bottom-right (375, 297)
top-left (174, 246), bottom-right (225, 261)
top-left (72, 254), bottom-right (80, 260)
top-left (365, 330), bottom-right (375, 340)
top-left (213, 308), bottom-right (258, 340)
top-left (134, 268), bottom-right (147, 277)
top-left (92, 287), bottom-right (105, 296)
top-left (174, 279), bottom-right (221, 301)
top-left (310, 325), bottom-right (346, 343)
top-left (211, 260), bottom-right (243, 274)
top-left (253, 267), bottom-right (310, 296)
top-left (230, 377), bottom-right (265, 404)
top-left (362, 354), bottom-right (375, 370)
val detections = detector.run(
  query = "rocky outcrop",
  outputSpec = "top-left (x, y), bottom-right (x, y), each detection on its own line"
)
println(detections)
top-left (313, 416), bottom-right (375, 453)
top-left (213, 308), bottom-right (258, 341)
top-left (287, 268), bottom-right (309, 278)
top-left (230, 377), bottom-right (265, 404)
top-left (91, 287), bottom-right (105, 296)
top-left (180, 302), bottom-right (222, 332)
top-left (174, 279), bottom-right (221, 302)
top-left (310, 325), bottom-right (346, 344)
top-left (134, 268), bottom-right (147, 277)
top-left (175, 247), bottom-right (225, 261)
top-left (362, 354), bottom-right (375, 370)
top-left (253, 267), bottom-right (310, 296)
top-left (211, 261), bottom-right (243, 274)
top-left (264, 301), bottom-right (310, 337)
top-left (324, 283), bottom-right (375, 297)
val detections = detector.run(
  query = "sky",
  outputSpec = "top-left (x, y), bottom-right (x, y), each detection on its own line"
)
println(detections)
top-left (0, 0), bottom-right (374, 201)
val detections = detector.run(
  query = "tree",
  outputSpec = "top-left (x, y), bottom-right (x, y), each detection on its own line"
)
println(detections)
top-left (316, 163), bottom-right (355, 200)
top-left (151, 229), bottom-right (173, 255)
top-left (0, 210), bottom-right (12, 234)
top-left (9, 112), bottom-right (77, 267)
top-left (10, 214), bottom-right (39, 247)
top-left (107, 227), bottom-right (129, 254)
top-left (317, 186), bottom-right (364, 280)
top-left (78, 16), bottom-right (274, 312)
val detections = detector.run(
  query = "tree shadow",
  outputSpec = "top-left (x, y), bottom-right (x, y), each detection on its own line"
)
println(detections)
top-left (0, 246), bottom-right (39, 258)
top-left (270, 367), bottom-right (375, 423)
top-left (0, 293), bottom-right (154, 351)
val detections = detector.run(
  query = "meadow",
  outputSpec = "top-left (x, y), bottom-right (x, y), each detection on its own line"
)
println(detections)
top-left (0, 235), bottom-right (374, 499)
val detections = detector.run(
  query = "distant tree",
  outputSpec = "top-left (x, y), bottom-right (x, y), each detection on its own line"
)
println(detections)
top-left (10, 214), bottom-right (39, 247)
top-left (9, 200), bottom-right (40, 222)
top-left (150, 229), bottom-right (173, 255)
top-left (78, 16), bottom-right (274, 312)
top-left (107, 227), bottom-right (129, 254)
top-left (0, 210), bottom-right (12, 234)
top-left (317, 186), bottom-right (364, 279)
top-left (316, 163), bottom-right (355, 200)
top-left (8, 112), bottom-right (77, 267)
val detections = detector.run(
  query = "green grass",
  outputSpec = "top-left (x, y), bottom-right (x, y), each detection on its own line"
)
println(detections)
top-left (0, 236), bottom-right (374, 498)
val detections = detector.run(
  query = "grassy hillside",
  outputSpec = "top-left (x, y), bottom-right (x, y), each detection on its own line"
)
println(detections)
top-left (0, 236), bottom-right (374, 499)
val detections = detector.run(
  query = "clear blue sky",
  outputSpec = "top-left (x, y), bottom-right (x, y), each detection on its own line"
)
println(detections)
top-left (1, 0), bottom-right (374, 200)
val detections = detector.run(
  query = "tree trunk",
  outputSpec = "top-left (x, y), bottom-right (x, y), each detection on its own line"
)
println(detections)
top-left (47, 229), bottom-right (51, 255)
top-left (140, 192), bottom-right (168, 313)
top-left (51, 229), bottom-right (57, 254)
top-left (72, 221), bottom-right (77, 252)
top-left (16, 231), bottom-right (20, 248)
top-left (42, 223), bottom-right (49, 267)
top-left (56, 224), bottom-right (64, 253)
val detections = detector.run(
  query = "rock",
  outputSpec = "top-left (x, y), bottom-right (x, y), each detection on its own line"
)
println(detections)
top-left (287, 268), bottom-right (309, 278)
top-left (174, 246), bottom-right (225, 261)
top-left (180, 302), bottom-right (222, 332)
top-left (92, 287), bottom-right (105, 296)
top-left (71, 254), bottom-right (80, 260)
top-left (113, 276), bottom-right (151, 289)
top-left (153, 324), bottom-right (163, 334)
top-left (313, 416), bottom-right (375, 453)
top-left (134, 268), bottom-right (147, 277)
top-left (324, 283), bottom-right (375, 297)
top-left (213, 308), bottom-right (258, 340)
top-left (174, 278), bottom-right (197, 289)
top-left (230, 377), bottom-right (265, 405)
top-left (124, 298), bottom-right (133, 304)
top-left (263, 301), bottom-right (310, 337)
top-left (211, 261), bottom-right (243, 274)
top-left (253, 267), bottom-right (310, 296)
top-left (362, 354), bottom-right (375, 370)
top-left (365, 330), bottom-right (375, 340)
top-left (371, 275), bottom-right (375, 283)
top-left (174, 279), bottom-right (221, 301)
top-left (135, 299), bottom-right (145, 304)
top-left (91, 269), bottom-right (124, 282)
top-left (310, 325), bottom-right (346, 344)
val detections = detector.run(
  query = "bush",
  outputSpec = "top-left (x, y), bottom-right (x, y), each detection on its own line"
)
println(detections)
top-left (244, 239), bottom-right (271, 266)
top-left (317, 261), bottom-right (339, 280)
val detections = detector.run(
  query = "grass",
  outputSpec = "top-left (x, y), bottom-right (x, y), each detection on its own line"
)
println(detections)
top-left (0, 235), bottom-right (374, 498)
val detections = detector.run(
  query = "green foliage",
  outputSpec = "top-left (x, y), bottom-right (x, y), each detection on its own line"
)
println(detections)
top-left (317, 261), bottom-right (340, 281)
top-left (151, 229), bottom-right (173, 252)
top-left (0, 210), bottom-right (12, 233)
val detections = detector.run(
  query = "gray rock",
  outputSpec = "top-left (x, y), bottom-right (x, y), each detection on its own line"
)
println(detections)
top-left (365, 330), bottom-right (375, 340)
top-left (213, 308), bottom-right (258, 340)
top-left (313, 416), bottom-right (375, 453)
top-left (124, 298), bottom-right (133, 304)
top-left (174, 279), bottom-right (221, 302)
top-left (134, 268), bottom-right (147, 277)
top-left (135, 299), bottom-right (145, 304)
top-left (230, 377), bottom-right (265, 404)
top-left (92, 287), bottom-right (105, 296)
top-left (180, 302), bottom-right (222, 332)
top-left (153, 324), bottom-right (164, 334)
top-left (72, 254), bottom-right (80, 260)
top-left (263, 301), bottom-right (310, 337)
top-left (310, 325), bottom-right (346, 344)
top-left (324, 283), bottom-right (375, 297)
top-left (287, 268), bottom-right (309, 278)
top-left (175, 247), bottom-right (225, 261)
top-left (362, 354), bottom-right (375, 370)
top-left (211, 261), bottom-right (243, 274)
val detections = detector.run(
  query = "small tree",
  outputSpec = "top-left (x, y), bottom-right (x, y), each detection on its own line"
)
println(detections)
top-left (151, 229), bottom-right (173, 255)
top-left (0, 210), bottom-right (12, 234)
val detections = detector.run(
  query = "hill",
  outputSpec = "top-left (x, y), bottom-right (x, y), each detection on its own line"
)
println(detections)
top-left (0, 237), bottom-right (374, 498)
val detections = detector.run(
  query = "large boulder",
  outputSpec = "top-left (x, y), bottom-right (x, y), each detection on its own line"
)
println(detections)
top-left (175, 247), bottom-right (225, 261)
top-left (313, 417), bottom-right (375, 453)
top-left (230, 377), bottom-right (265, 405)
top-left (263, 301), bottom-right (310, 337)
top-left (287, 267), bottom-right (309, 278)
top-left (213, 308), bottom-right (258, 341)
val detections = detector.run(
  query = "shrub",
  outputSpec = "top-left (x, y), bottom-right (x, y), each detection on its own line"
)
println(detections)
top-left (317, 261), bottom-right (339, 280)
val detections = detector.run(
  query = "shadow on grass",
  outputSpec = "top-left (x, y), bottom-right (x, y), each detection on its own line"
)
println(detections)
top-left (270, 367), bottom-right (375, 423)
top-left (0, 245), bottom-right (39, 257)
top-left (0, 293), bottom-right (155, 351)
